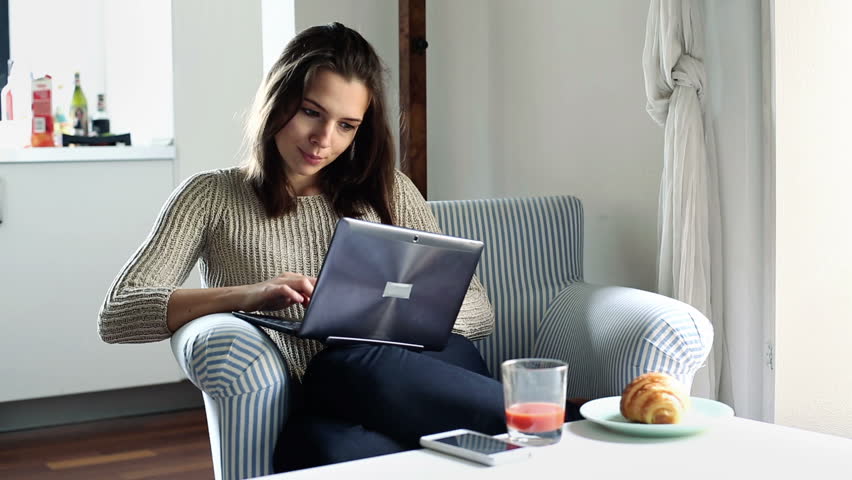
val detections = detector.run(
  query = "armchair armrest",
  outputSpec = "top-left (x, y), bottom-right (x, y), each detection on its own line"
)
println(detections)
top-left (534, 283), bottom-right (713, 399)
top-left (170, 313), bottom-right (290, 480)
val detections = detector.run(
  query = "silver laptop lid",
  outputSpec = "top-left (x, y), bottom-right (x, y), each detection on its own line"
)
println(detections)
top-left (299, 217), bottom-right (484, 350)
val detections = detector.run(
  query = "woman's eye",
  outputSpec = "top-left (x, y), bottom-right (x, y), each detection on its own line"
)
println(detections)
top-left (301, 108), bottom-right (319, 117)
top-left (339, 122), bottom-right (356, 132)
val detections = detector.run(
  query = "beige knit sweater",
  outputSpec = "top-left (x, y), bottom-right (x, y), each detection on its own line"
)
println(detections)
top-left (98, 167), bottom-right (494, 380)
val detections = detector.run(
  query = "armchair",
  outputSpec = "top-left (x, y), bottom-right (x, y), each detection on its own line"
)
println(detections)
top-left (171, 195), bottom-right (713, 480)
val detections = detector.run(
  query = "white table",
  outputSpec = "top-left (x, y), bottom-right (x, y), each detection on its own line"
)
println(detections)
top-left (257, 418), bottom-right (852, 479)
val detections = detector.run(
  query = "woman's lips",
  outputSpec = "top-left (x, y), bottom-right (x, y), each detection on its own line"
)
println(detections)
top-left (299, 148), bottom-right (324, 166)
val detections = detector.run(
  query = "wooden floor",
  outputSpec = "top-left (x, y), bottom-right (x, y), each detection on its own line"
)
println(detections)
top-left (0, 409), bottom-right (214, 479)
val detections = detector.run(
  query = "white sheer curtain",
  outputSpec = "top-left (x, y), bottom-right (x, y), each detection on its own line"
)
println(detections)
top-left (642, 0), bottom-right (725, 399)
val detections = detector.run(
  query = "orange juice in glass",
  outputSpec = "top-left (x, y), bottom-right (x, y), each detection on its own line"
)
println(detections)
top-left (502, 358), bottom-right (567, 446)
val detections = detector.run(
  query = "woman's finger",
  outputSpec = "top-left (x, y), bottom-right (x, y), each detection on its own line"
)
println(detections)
top-left (277, 284), bottom-right (304, 304)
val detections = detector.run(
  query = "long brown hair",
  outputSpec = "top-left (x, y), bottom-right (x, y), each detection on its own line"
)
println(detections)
top-left (243, 23), bottom-right (395, 224)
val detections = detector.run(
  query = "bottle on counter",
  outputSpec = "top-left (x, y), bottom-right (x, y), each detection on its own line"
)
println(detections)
top-left (69, 72), bottom-right (88, 136)
top-left (1, 60), bottom-right (32, 123)
top-left (91, 93), bottom-right (110, 136)
top-left (53, 84), bottom-right (73, 146)
top-left (1, 60), bottom-right (13, 120)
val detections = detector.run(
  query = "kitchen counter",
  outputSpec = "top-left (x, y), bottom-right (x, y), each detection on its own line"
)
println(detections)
top-left (0, 145), bottom-right (175, 164)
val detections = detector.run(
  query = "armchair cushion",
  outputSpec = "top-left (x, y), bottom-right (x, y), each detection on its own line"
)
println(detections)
top-left (534, 282), bottom-right (713, 399)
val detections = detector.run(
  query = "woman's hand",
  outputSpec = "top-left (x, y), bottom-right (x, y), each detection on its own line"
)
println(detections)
top-left (166, 273), bottom-right (317, 333)
top-left (238, 272), bottom-right (317, 312)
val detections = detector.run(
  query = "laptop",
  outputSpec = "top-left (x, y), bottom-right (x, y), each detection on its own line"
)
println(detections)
top-left (231, 217), bottom-right (484, 351)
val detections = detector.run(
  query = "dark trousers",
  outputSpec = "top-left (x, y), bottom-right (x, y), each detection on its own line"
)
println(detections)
top-left (274, 334), bottom-right (505, 472)
top-left (273, 334), bottom-right (584, 471)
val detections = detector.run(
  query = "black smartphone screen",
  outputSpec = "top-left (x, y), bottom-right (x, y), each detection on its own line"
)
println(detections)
top-left (434, 433), bottom-right (522, 455)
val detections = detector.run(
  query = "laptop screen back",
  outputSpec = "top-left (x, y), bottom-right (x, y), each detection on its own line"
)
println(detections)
top-left (299, 218), bottom-right (484, 350)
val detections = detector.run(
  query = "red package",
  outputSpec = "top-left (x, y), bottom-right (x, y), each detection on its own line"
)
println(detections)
top-left (31, 75), bottom-right (55, 147)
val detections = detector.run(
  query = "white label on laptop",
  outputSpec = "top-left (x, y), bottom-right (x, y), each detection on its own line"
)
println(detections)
top-left (383, 282), bottom-right (413, 299)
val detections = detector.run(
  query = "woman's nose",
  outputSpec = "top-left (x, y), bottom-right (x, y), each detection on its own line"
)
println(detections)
top-left (310, 123), bottom-right (333, 148)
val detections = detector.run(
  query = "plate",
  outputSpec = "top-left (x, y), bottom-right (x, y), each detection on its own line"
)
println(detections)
top-left (579, 396), bottom-right (734, 437)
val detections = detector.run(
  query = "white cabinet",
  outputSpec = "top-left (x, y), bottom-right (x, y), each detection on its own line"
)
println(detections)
top-left (0, 149), bottom-right (185, 402)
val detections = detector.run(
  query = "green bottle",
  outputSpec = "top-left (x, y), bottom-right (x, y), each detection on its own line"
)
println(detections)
top-left (70, 72), bottom-right (88, 136)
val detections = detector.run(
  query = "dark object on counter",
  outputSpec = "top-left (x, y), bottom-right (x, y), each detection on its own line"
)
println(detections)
top-left (62, 133), bottom-right (131, 146)
top-left (92, 118), bottom-right (110, 136)
top-left (91, 93), bottom-right (110, 135)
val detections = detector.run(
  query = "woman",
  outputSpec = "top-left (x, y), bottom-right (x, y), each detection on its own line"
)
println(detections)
top-left (99, 23), bottom-right (505, 470)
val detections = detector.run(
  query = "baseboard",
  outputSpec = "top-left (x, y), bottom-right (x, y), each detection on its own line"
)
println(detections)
top-left (0, 380), bottom-right (204, 432)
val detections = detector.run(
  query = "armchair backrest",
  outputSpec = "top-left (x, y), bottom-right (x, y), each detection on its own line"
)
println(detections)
top-left (429, 196), bottom-right (584, 378)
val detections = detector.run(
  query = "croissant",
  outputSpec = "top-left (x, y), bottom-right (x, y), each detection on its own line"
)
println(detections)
top-left (620, 372), bottom-right (690, 424)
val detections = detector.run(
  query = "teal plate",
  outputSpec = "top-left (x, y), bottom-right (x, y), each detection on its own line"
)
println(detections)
top-left (579, 396), bottom-right (734, 437)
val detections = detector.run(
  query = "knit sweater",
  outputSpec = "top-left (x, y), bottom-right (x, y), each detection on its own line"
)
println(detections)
top-left (98, 167), bottom-right (494, 380)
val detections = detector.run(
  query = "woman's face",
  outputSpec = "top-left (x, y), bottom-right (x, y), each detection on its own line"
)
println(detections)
top-left (274, 69), bottom-right (371, 196)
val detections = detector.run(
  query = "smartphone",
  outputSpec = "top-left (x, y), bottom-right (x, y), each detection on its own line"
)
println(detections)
top-left (420, 429), bottom-right (533, 466)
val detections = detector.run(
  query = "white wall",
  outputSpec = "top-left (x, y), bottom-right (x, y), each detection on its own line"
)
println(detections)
top-left (428, 0), bottom-right (663, 291)
top-left (103, 0), bottom-right (173, 146)
top-left (426, 0), bottom-right (495, 201)
top-left (774, 0), bottom-right (852, 438)
top-left (171, 0), bottom-right (264, 182)
top-left (262, 0), bottom-right (296, 75)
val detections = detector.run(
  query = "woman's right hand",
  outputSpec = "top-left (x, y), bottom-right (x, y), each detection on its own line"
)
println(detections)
top-left (238, 272), bottom-right (317, 312)
top-left (166, 273), bottom-right (317, 333)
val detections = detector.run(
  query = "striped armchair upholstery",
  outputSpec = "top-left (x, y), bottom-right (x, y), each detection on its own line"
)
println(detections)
top-left (170, 195), bottom-right (713, 480)
top-left (428, 196), bottom-right (583, 379)
top-left (430, 196), bottom-right (713, 396)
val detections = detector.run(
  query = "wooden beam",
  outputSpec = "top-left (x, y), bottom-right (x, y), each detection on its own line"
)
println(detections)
top-left (399, 0), bottom-right (428, 199)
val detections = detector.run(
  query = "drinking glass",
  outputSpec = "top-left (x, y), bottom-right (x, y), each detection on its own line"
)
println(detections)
top-left (501, 358), bottom-right (568, 446)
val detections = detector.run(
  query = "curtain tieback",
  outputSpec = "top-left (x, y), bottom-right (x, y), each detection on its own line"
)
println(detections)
top-left (672, 54), bottom-right (706, 103)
